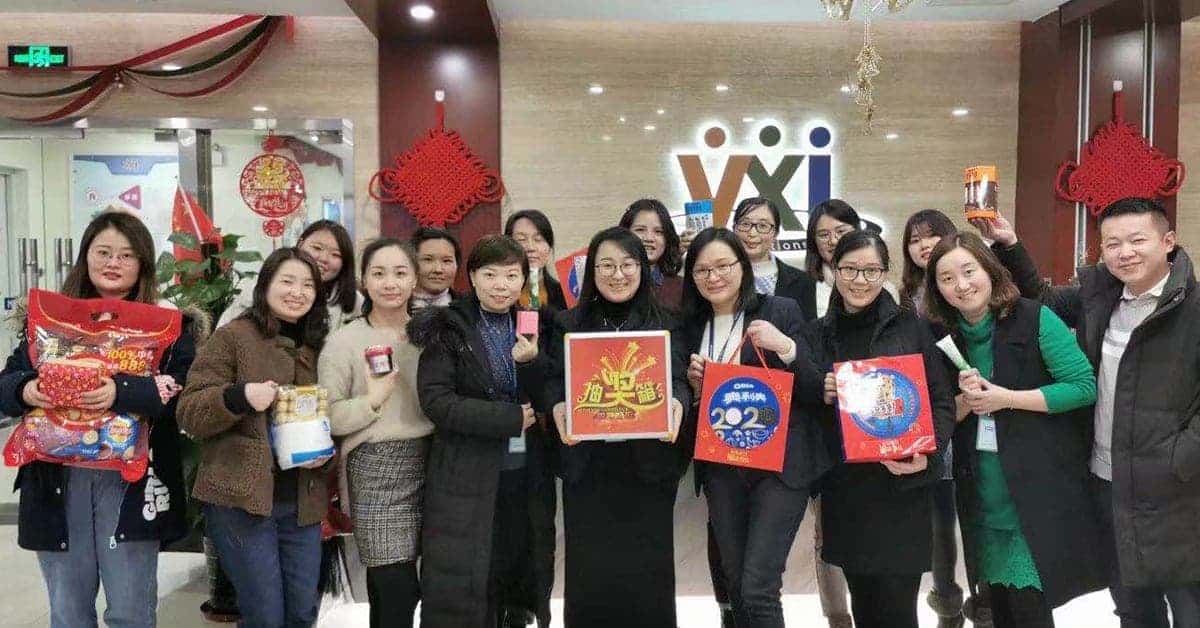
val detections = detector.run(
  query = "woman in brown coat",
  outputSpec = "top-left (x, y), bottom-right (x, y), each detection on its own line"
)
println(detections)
top-left (178, 248), bottom-right (332, 628)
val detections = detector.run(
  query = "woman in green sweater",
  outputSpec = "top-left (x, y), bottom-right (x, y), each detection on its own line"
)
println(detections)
top-left (923, 232), bottom-right (1107, 628)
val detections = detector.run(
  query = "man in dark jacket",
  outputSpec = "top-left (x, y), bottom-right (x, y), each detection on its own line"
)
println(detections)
top-left (980, 198), bottom-right (1200, 627)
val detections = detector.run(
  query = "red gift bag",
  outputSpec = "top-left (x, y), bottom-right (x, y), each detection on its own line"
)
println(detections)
top-left (833, 354), bottom-right (936, 462)
top-left (695, 334), bottom-right (792, 472)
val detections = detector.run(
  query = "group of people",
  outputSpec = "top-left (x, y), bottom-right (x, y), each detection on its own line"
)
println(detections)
top-left (0, 193), bottom-right (1197, 628)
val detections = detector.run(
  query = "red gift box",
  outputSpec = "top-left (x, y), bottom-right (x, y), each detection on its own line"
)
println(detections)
top-left (564, 331), bottom-right (673, 440)
top-left (834, 354), bottom-right (936, 462)
top-left (37, 357), bottom-right (112, 408)
top-left (694, 336), bottom-right (792, 472)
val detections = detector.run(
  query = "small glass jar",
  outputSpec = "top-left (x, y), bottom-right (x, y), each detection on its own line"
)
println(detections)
top-left (365, 345), bottom-right (394, 376)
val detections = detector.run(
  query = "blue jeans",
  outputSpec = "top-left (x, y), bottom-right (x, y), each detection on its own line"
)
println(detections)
top-left (704, 465), bottom-right (809, 628)
top-left (36, 467), bottom-right (159, 628)
top-left (204, 500), bottom-right (322, 628)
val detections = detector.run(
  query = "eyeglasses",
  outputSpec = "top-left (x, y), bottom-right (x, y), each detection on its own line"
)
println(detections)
top-left (836, 266), bottom-right (885, 282)
top-left (734, 221), bottom-right (776, 235)
top-left (816, 226), bottom-right (856, 243)
top-left (595, 261), bottom-right (640, 278)
top-left (693, 262), bottom-right (739, 280)
top-left (89, 249), bottom-right (138, 268)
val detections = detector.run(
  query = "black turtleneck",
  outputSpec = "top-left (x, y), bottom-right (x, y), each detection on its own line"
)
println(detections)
top-left (594, 297), bottom-right (633, 330)
top-left (278, 319), bottom-right (304, 347)
top-left (834, 296), bottom-right (882, 361)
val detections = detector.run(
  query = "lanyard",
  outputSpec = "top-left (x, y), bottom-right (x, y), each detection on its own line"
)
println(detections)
top-left (707, 310), bottom-right (745, 363)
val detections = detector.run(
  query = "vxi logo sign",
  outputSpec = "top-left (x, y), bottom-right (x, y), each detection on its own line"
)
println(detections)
top-left (674, 121), bottom-right (877, 254)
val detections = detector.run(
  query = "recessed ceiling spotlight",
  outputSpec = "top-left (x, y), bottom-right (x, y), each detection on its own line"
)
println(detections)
top-left (742, 116), bottom-right (755, 122)
top-left (161, 63), bottom-right (181, 71)
top-left (602, 135), bottom-right (612, 141)
top-left (251, 105), bottom-right (269, 112)
top-left (885, 132), bottom-right (899, 140)
top-left (952, 108), bottom-right (969, 117)
top-left (410, 5), bottom-right (435, 21)
top-left (656, 108), bottom-right (665, 115)
top-left (310, 134), bottom-right (320, 142)
top-left (643, 124), bottom-right (656, 131)
top-left (618, 116), bottom-right (626, 123)
top-left (589, 84), bottom-right (604, 95)
top-left (840, 84), bottom-right (853, 94)
top-left (715, 83), bottom-right (730, 92)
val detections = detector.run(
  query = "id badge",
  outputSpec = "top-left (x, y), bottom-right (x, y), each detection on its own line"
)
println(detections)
top-left (976, 416), bottom-right (998, 452)
top-left (508, 436), bottom-right (526, 454)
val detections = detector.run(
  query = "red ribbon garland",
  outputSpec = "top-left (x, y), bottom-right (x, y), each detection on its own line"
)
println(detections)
top-left (8, 16), bottom-right (282, 124)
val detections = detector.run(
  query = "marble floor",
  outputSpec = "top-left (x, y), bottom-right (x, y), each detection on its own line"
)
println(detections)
top-left (0, 467), bottom-right (1122, 627)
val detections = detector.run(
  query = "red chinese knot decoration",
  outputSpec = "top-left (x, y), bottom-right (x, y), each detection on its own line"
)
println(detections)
top-left (369, 101), bottom-right (504, 227)
top-left (240, 137), bottom-right (307, 236)
top-left (1056, 85), bottom-right (1185, 215)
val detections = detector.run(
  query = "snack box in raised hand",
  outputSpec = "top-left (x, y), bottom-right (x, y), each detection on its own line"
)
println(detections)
top-left (833, 354), bottom-right (936, 463)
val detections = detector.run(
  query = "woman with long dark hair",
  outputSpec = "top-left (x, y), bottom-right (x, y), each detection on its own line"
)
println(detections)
top-left (179, 247), bottom-right (333, 628)
top-left (218, 220), bottom-right (361, 330)
top-left (899, 209), bottom-right (959, 312)
top-left (546, 226), bottom-right (689, 627)
top-left (408, 235), bottom-right (555, 628)
top-left (619, 199), bottom-right (685, 307)
top-left (805, 199), bottom-right (897, 320)
top-left (505, 209), bottom-right (567, 312)
top-left (924, 232), bottom-right (1105, 627)
top-left (809, 230), bottom-right (956, 628)
top-left (0, 211), bottom-right (198, 628)
top-left (680, 227), bottom-right (831, 627)
top-left (319, 238), bottom-right (434, 627)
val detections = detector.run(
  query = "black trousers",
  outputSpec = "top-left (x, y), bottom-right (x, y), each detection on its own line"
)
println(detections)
top-left (843, 572), bottom-right (922, 628)
top-left (365, 561), bottom-right (419, 628)
top-left (488, 468), bottom-right (536, 627)
top-left (989, 584), bottom-right (1054, 628)
top-left (704, 464), bottom-right (808, 628)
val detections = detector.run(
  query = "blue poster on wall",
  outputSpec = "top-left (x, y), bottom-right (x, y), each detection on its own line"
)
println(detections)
top-left (71, 154), bottom-right (179, 255)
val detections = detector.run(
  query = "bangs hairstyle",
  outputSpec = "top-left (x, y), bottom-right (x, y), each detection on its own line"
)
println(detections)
top-left (682, 227), bottom-right (758, 320)
top-left (923, 232), bottom-right (1020, 327)
top-left (900, 209), bottom-right (958, 309)
top-left (299, 220), bottom-right (356, 315)
top-left (63, 211), bottom-right (159, 304)
top-left (805, 199), bottom-right (862, 280)
top-left (504, 209), bottom-right (556, 249)
top-left (619, 198), bottom-right (683, 276)
top-left (245, 247), bottom-right (330, 350)
top-left (358, 238), bottom-right (419, 317)
top-left (732, 197), bottom-right (781, 232)
top-left (466, 235), bottom-right (529, 287)
top-left (577, 226), bottom-right (667, 328)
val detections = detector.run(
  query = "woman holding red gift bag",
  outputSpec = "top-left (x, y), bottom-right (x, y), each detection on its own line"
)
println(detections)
top-left (0, 211), bottom-right (200, 628)
top-left (810, 230), bottom-right (956, 628)
top-left (923, 232), bottom-right (1105, 628)
top-left (678, 227), bottom-right (832, 628)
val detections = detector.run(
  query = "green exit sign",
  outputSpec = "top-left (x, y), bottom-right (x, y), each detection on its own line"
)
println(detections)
top-left (7, 45), bottom-right (69, 68)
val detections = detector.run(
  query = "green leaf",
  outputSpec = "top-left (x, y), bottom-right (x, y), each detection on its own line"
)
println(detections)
top-left (232, 251), bottom-right (262, 263)
top-left (221, 233), bottom-right (243, 249)
top-left (175, 260), bottom-right (203, 275)
top-left (168, 231), bottom-right (201, 250)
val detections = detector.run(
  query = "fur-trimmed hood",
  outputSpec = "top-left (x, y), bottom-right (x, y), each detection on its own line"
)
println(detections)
top-left (406, 302), bottom-right (470, 353)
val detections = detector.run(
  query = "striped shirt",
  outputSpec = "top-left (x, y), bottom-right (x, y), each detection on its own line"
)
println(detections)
top-left (1092, 270), bottom-right (1171, 479)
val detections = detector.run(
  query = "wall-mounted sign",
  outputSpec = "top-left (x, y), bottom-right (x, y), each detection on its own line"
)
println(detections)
top-left (672, 119), bottom-right (883, 261)
top-left (7, 45), bottom-right (69, 69)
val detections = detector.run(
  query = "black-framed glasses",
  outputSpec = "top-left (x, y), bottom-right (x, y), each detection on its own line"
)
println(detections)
top-left (692, 262), bottom-right (739, 280)
top-left (836, 266), bottom-right (885, 282)
top-left (595, 261), bottom-right (640, 277)
top-left (734, 221), bottom-right (776, 235)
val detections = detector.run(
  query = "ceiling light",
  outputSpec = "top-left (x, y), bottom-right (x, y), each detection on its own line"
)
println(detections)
top-left (656, 108), bottom-right (665, 115)
top-left (602, 135), bottom-right (612, 141)
top-left (161, 63), bottom-right (181, 71)
top-left (643, 124), bottom-right (656, 131)
top-left (952, 107), bottom-right (969, 117)
top-left (742, 116), bottom-right (755, 122)
top-left (885, 132), bottom-right (899, 140)
top-left (715, 83), bottom-right (730, 92)
top-left (618, 116), bottom-right (626, 123)
top-left (251, 105), bottom-right (269, 112)
top-left (310, 134), bottom-right (320, 142)
top-left (410, 5), bottom-right (435, 21)
top-left (840, 84), bottom-right (853, 94)
top-left (588, 84), bottom-right (604, 95)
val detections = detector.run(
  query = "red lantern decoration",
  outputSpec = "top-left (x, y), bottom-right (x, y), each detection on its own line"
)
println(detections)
top-left (240, 133), bottom-right (307, 237)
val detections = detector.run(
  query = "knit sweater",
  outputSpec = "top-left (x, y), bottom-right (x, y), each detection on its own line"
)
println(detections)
top-left (319, 317), bottom-right (435, 459)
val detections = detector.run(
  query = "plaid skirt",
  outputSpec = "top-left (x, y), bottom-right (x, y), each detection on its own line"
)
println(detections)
top-left (346, 437), bottom-right (430, 567)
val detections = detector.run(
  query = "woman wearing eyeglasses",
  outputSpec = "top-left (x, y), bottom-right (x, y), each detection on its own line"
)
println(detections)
top-left (810, 230), bottom-right (955, 628)
top-left (680, 227), bottom-right (832, 628)
top-left (731, 197), bottom-right (818, 322)
top-left (806, 200), bottom-right (897, 320)
top-left (547, 226), bottom-right (690, 628)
